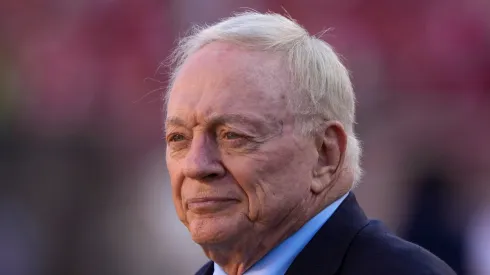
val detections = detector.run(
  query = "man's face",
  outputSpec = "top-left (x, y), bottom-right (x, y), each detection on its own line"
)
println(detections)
top-left (165, 42), bottom-right (317, 245)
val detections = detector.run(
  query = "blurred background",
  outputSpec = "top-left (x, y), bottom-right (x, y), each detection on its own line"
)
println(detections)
top-left (0, 0), bottom-right (489, 274)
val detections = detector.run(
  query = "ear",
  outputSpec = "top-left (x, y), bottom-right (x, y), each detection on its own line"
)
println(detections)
top-left (311, 121), bottom-right (348, 194)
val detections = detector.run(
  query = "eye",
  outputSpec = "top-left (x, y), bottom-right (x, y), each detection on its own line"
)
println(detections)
top-left (168, 133), bottom-right (186, 142)
top-left (222, 131), bottom-right (242, 140)
top-left (218, 130), bottom-right (253, 149)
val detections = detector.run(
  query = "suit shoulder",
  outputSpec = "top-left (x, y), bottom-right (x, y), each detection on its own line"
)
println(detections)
top-left (341, 220), bottom-right (456, 275)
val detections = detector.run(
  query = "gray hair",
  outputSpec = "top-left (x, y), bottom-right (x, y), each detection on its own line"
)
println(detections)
top-left (164, 11), bottom-right (362, 185)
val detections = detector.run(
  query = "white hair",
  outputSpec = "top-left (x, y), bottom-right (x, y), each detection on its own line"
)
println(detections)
top-left (165, 11), bottom-right (362, 186)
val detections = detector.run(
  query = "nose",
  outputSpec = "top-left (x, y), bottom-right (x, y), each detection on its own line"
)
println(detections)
top-left (183, 133), bottom-right (225, 180)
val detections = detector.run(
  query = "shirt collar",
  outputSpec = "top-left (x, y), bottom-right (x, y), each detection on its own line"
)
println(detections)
top-left (213, 192), bottom-right (349, 275)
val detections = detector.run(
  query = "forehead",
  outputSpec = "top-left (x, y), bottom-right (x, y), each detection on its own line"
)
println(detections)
top-left (166, 42), bottom-right (290, 124)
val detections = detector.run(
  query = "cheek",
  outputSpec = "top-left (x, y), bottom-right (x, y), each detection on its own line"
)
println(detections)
top-left (166, 159), bottom-right (186, 221)
top-left (224, 146), bottom-right (312, 221)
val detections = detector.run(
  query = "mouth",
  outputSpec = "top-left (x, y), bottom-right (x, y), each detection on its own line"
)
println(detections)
top-left (186, 197), bottom-right (239, 214)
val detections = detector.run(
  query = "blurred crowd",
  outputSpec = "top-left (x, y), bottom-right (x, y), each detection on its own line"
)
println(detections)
top-left (0, 0), bottom-right (489, 274)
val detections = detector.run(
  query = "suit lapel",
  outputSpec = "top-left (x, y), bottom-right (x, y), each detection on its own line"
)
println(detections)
top-left (195, 261), bottom-right (214, 275)
top-left (285, 193), bottom-right (369, 275)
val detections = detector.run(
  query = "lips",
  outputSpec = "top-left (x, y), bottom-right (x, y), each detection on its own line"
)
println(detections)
top-left (186, 197), bottom-right (239, 214)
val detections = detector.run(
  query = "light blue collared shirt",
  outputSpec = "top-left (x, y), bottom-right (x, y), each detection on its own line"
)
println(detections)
top-left (213, 192), bottom-right (349, 275)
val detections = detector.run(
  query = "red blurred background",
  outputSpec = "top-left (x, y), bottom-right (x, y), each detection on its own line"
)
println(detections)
top-left (1, 1), bottom-right (489, 274)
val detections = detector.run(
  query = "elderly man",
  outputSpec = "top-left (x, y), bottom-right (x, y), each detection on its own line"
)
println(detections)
top-left (164, 11), bottom-right (455, 275)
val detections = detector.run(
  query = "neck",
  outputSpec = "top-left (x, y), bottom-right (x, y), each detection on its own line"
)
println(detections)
top-left (201, 201), bottom-right (316, 275)
top-left (201, 182), bottom-right (351, 275)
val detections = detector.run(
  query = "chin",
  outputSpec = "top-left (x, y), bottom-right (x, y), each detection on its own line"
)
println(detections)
top-left (188, 214), bottom-right (243, 245)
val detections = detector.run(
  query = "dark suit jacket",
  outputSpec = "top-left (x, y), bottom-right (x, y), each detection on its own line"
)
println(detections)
top-left (195, 193), bottom-right (456, 275)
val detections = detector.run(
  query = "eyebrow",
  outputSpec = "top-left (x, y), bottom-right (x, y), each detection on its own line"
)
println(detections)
top-left (165, 113), bottom-right (282, 133)
top-left (165, 116), bottom-right (188, 128)
top-left (206, 113), bottom-right (265, 127)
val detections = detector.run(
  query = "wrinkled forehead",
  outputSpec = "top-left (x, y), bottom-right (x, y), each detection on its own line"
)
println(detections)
top-left (166, 42), bottom-right (292, 120)
top-left (174, 42), bottom-right (288, 84)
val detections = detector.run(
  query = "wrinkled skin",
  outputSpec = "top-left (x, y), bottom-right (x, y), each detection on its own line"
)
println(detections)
top-left (165, 42), bottom-right (349, 275)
